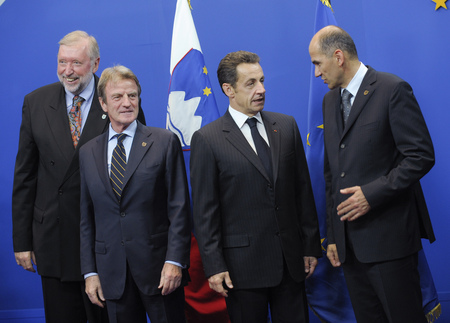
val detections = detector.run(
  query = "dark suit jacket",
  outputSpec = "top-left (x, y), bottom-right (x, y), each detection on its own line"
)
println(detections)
top-left (12, 76), bottom-right (145, 281)
top-left (79, 122), bottom-right (191, 300)
top-left (323, 66), bottom-right (435, 264)
top-left (190, 110), bottom-right (321, 289)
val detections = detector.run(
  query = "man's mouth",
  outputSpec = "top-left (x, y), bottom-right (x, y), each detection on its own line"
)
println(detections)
top-left (65, 76), bottom-right (79, 83)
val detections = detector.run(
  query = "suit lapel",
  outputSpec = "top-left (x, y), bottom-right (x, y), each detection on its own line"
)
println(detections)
top-left (343, 67), bottom-right (377, 137)
top-left (122, 123), bottom-right (154, 193)
top-left (223, 111), bottom-right (272, 183)
top-left (44, 85), bottom-right (76, 163)
top-left (92, 133), bottom-right (112, 198)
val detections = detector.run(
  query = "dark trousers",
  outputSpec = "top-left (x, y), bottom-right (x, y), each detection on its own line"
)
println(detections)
top-left (225, 267), bottom-right (308, 323)
top-left (41, 276), bottom-right (109, 323)
top-left (106, 266), bottom-right (186, 323)
top-left (342, 249), bottom-right (427, 323)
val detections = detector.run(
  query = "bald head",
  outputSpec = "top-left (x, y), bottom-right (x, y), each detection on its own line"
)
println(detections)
top-left (310, 25), bottom-right (358, 60)
top-left (309, 26), bottom-right (360, 89)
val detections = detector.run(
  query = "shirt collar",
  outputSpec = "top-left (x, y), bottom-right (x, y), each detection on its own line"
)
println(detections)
top-left (108, 120), bottom-right (137, 141)
top-left (342, 62), bottom-right (368, 97)
top-left (228, 105), bottom-right (263, 129)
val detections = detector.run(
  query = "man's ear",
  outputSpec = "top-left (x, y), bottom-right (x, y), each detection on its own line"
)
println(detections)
top-left (334, 49), bottom-right (345, 67)
top-left (99, 97), bottom-right (108, 113)
top-left (222, 83), bottom-right (235, 98)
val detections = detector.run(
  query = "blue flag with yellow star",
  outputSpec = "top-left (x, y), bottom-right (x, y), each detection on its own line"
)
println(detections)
top-left (305, 1), bottom-right (441, 323)
top-left (304, 2), bottom-right (356, 322)
top-left (167, 0), bottom-right (220, 186)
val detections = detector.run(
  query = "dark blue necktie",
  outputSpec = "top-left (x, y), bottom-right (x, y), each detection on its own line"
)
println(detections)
top-left (246, 118), bottom-right (273, 182)
top-left (110, 133), bottom-right (127, 201)
top-left (341, 89), bottom-right (353, 125)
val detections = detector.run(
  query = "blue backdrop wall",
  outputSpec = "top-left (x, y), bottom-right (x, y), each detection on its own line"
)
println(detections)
top-left (0, 0), bottom-right (448, 321)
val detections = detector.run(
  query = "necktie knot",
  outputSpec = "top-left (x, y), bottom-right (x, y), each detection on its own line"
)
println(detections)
top-left (72, 95), bottom-right (84, 109)
top-left (246, 117), bottom-right (258, 128)
top-left (116, 133), bottom-right (127, 144)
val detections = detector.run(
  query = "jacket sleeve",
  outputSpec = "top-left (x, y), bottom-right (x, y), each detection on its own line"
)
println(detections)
top-left (361, 81), bottom-right (435, 209)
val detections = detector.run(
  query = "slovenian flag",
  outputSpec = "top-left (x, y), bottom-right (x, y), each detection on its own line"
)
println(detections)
top-left (167, 1), bottom-right (227, 322)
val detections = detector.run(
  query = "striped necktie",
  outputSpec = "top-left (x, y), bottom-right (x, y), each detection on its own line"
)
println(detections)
top-left (69, 95), bottom-right (84, 147)
top-left (110, 133), bottom-right (127, 201)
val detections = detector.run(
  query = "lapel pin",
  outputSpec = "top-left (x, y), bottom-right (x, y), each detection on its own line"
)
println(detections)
top-left (364, 90), bottom-right (369, 95)
top-left (102, 114), bottom-right (107, 119)
top-left (274, 129), bottom-right (278, 133)
top-left (142, 142), bottom-right (147, 147)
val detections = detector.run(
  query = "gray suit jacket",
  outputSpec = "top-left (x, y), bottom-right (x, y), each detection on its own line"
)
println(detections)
top-left (80, 122), bottom-right (191, 299)
top-left (323, 66), bottom-right (435, 264)
top-left (190, 110), bottom-right (321, 289)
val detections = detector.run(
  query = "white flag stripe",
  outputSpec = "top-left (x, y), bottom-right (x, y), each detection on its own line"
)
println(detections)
top-left (170, 0), bottom-right (202, 74)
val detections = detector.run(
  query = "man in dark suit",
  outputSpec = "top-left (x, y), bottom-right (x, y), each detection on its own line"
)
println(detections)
top-left (190, 51), bottom-right (322, 323)
top-left (309, 26), bottom-right (435, 323)
top-left (12, 31), bottom-right (144, 323)
top-left (79, 65), bottom-right (191, 323)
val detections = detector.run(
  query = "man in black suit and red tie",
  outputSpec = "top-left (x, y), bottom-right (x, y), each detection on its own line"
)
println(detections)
top-left (190, 51), bottom-right (322, 323)
top-left (12, 30), bottom-right (145, 323)
top-left (309, 25), bottom-right (435, 322)
top-left (79, 65), bottom-right (191, 323)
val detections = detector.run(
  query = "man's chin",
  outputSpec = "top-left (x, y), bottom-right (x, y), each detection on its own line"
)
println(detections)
top-left (61, 81), bottom-right (81, 95)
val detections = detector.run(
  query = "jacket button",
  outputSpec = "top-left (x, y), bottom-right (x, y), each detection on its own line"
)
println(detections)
top-left (58, 189), bottom-right (63, 195)
top-left (340, 144), bottom-right (346, 149)
top-left (120, 212), bottom-right (126, 217)
top-left (340, 172), bottom-right (345, 178)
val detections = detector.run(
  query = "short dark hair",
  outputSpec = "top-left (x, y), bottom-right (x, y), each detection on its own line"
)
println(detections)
top-left (98, 65), bottom-right (141, 102)
top-left (217, 51), bottom-right (260, 93)
top-left (319, 26), bottom-right (358, 59)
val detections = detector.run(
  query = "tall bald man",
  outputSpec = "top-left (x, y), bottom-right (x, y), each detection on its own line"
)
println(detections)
top-left (309, 26), bottom-right (435, 323)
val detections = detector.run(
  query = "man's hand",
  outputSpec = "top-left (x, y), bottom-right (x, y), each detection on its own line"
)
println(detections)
top-left (15, 251), bottom-right (37, 273)
top-left (208, 271), bottom-right (233, 297)
top-left (337, 186), bottom-right (371, 221)
top-left (303, 256), bottom-right (318, 279)
top-left (85, 275), bottom-right (105, 308)
top-left (158, 263), bottom-right (182, 296)
top-left (327, 244), bottom-right (341, 267)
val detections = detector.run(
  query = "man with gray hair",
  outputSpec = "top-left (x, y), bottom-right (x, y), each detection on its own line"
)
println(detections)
top-left (12, 31), bottom-right (145, 322)
top-left (80, 65), bottom-right (190, 323)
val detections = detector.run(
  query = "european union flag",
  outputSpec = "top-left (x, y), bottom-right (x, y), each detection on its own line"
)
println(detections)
top-left (305, 2), bottom-right (356, 322)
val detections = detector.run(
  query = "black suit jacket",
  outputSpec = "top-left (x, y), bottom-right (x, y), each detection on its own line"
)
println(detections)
top-left (323, 66), bottom-right (435, 264)
top-left (190, 110), bottom-right (321, 289)
top-left (12, 76), bottom-right (145, 281)
top-left (79, 122), bottom-right (191, 299)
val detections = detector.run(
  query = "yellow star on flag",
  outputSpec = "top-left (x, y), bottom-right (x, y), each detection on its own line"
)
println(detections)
top-left (433, 0), bottom-right (447, 10)
top-left (203, 66), bottom-right (208, 75)
top-left (203, 86), bottom-right (212, 97)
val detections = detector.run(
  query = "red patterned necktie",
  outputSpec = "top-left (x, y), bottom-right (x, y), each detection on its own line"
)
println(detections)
top-left (69, 95), bottom-right (84, 147)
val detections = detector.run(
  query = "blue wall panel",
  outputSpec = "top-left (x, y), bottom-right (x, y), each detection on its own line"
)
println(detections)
top-left (1, 0), bottom-right (448, 320)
